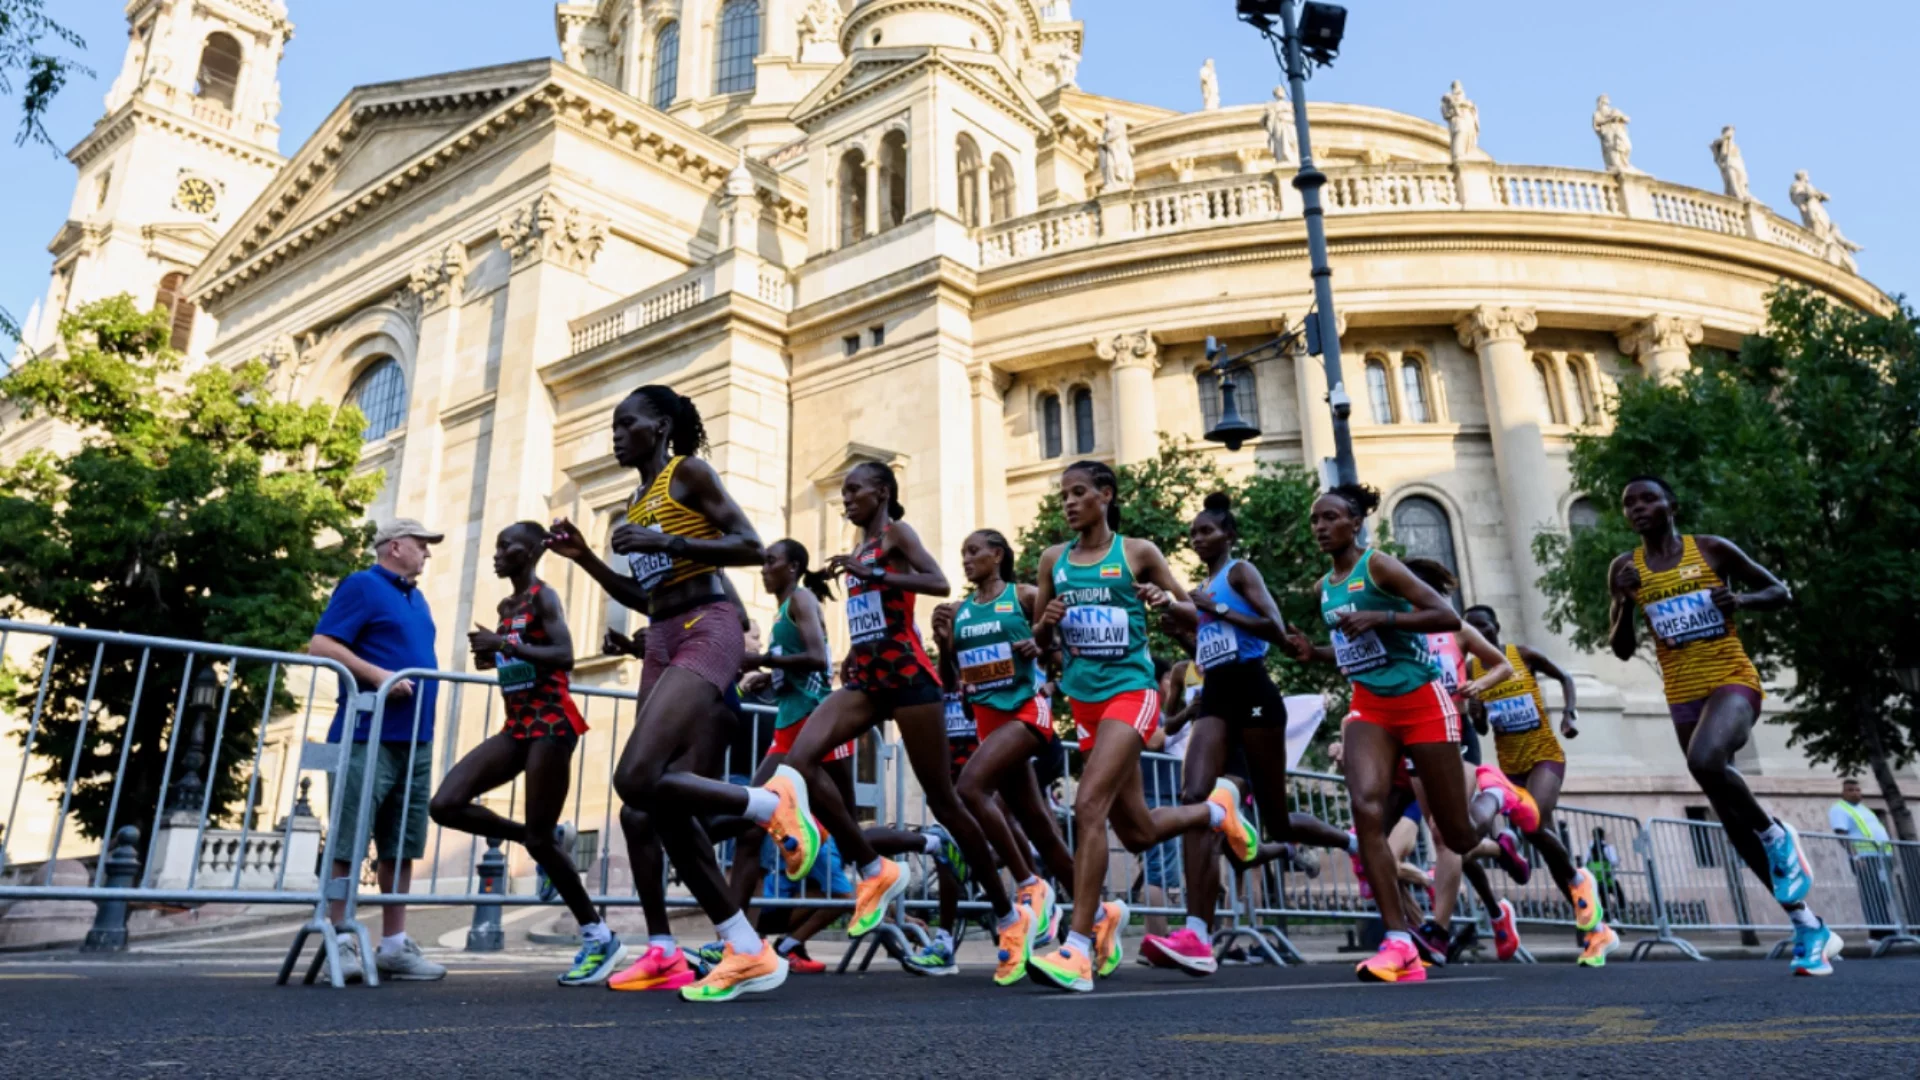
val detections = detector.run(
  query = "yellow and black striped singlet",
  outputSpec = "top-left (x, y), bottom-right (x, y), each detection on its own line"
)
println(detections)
top-left (1469, 643), bottom-right (1564, 775)
top-left (1632, 535), bottom-right (1761, 706)
top-left (624, 457), bottom-right (723, 593)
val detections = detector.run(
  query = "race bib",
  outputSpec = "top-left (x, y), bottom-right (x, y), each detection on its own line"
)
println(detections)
top-left (1485, 694), bottom-right (1542, 735)
top-left (944, 695), bottom-right (976, 741)
top-left (1331, 628), bottom-right (1387, 675)
top-left (958, 642), bottom-right (1016, 692)
top-left (625, 525), bottom-right (673, 592)
top-left (768, 644), bottom-right (786, 694)
top-left (1645, 589), bottom-right (1728, 647)
top-left (1061, 605), bottom-right (1129, 659)
top-left (846, 590), bottom-right (886, 645)
top-left (495, 656), bottom-right (538, 694)
top-left (1195, 621), bottom-right (1240, 670)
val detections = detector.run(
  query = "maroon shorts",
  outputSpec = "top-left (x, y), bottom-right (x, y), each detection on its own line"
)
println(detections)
top-left (1669, 684), bottom-right (1765, 746)
top-left (641, 601), bottom-right (744, 695)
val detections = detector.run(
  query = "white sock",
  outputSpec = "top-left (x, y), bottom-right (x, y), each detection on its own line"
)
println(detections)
top-left (934, 928), bottom-right (954, 948)
top-left (744, 787), bottom-right (780, 824)
top-left (1066, 930), bottom-right (1093, 956)
top-left (1788, 906), bottom-right (1819, 929)
top-left (379, 933), bottom-right (407, 955)
top-left (649, 934), bottom-right (676, 952)
top-left (579, 921), bottom-right (611, 943)
top-left (715, 912), bottom-right (763, 955)
top-left (776, 935), bottom-right (803, 956)
top-left (860, 857), bottom-right (887, 879)
top-left (923, 833), bottom-right (943, 855)
top-left (1019, 875), bottom-right (1041, 889)
top-left (996, 907), bottom-right (1022, 931)
top-left (1347, 832), bottom-right (1361, 855)
top-left (1208, 801), bottom-right (1226, 828)
top-left (1385, 930), bottom-right (1414, 947)
top-left (1759, 821), bottom-right (1786, 845)
top-left (1184, 916), bottom-right (1209, 938)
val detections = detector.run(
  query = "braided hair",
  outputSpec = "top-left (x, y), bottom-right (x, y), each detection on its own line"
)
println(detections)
top-left (851, 461), bottom-right (905, 520)
top-left (629, 385), bottom-right (709, 458)
top-left (1065, 460), bottom-right (1121, 530)
top-left (769, 538), bottom-right (836, 602)
top-left (971, 529), bottom-right (1017, 585)
top-left (1323, 481), bottom-right (1382, 521)
top-left (1403, 557), bottom-right (1457, 598)
top-left (1200, 491), bottom-right (1238, 536)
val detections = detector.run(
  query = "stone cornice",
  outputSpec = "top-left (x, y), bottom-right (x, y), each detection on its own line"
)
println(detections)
top-left (1616, 314), bottom-right (1704, 356)
top-left (794, 49), bottom-right (1049, 138)
top-left (1455, 305), bottom-right (1539, 350)
top-left (68, 100), bottom-right (286, 171)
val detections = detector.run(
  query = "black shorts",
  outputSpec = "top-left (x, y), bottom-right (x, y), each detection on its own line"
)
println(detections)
top-left (857, 672), bottom-right (943, 716)
top-left (1198, 659), bottom-right (1287, 730)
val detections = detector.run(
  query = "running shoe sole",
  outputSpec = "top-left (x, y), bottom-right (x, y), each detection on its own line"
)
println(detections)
top-left (560, 941), bottom-right (628, 986)
top-left (1210, 780), bottom-right (1260, 865)
top-left (1094, 901), bottom-right (1129, 978)
top-left (1355, 955), bottom-right (1427, 983)
top-left (1792, 928), bottom-right (1843, 976)
top-left (849, 862), bottom-right (908, 939)
top-left (769, 765), bottom-right (823, 883)
top-left (680, 955), bottom-right (790, 1003)
top-left (1140, 935), bottom-right (1218, 976)
top-left (1570, 869), bottom-right (1604, 933)
top-left (902, 959), bottom-right (959, 977)
top-left (1772, 821), bottom-right (1814, 905)
top-left (1027, 953), bottom-right (1093, 993)
top-left (609, 969), bottom-right (697, 991)
top-left (1578, 927), bottom-right (1619, 968)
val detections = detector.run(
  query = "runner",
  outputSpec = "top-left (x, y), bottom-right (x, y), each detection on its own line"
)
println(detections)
top-left (928, 529), bottom-right (1078, 983)
top-left (1283, 483), bottom-right (1519, 983)
top-left (430, 523), bottom-right (617, 986)
top-left (545, 385), bottom-right (781, 1003)
top-left (1025, 461), bottom-right (1251, 993)
top-left (1462, 602), bottom-right (1618, 967)
top-left (1608, 475), bottom-right (1836, 975)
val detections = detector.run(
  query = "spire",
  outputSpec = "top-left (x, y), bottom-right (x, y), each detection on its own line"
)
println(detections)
top-left (726, 148), bottom-right (756, 198)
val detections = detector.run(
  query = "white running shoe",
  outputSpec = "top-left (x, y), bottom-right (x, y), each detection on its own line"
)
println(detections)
top-left (375, 936), bottom-right (449, 981)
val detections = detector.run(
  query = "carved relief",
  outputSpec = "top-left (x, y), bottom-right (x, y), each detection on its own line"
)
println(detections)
top-left (1615, 314), bottom-right (1703, 358)
top-left (1455, 305), bottom-right (1538, 351)
top-left (498, 192), bottom-right (608, 272)
top-left (407, 241), bottom-right (470, 313)
top-left (1095, 329), bottom-right (1160, 370)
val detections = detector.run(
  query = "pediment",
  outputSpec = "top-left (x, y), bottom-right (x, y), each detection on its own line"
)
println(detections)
top-left (807, 441), bottom-right (911, 487)
top-left (791, 48), bottom-right (1050, 136)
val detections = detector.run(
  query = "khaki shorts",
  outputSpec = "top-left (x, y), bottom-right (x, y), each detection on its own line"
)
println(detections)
top-left (328, 740), bottom-right (433, 862)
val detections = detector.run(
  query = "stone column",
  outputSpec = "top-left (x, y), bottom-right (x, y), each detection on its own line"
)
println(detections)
top-left (620, 11), bottom-right (644, 98)
top-left (863, 157), bottom-right (881, 239)
top-left (972, 367), bottom-right (1011, 527)
top-left (1616, 314), bottom-right (1703, 386)
top-left (1456, 305), bottom-right (1558, 647)
top-left (1096, 330), bottom-right (1161, 466)
top-left (974, 166), bottom-right (991, 228)
top-left (391, 241), bottom-right (470, 529)
top-left (1294, 349), bottom-right (1333, 476)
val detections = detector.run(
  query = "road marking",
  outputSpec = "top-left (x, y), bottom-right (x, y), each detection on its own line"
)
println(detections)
top-left (1047, 976), bottom-right (1501, 1001)
top-left (0, 973), bottom-right (83, 980)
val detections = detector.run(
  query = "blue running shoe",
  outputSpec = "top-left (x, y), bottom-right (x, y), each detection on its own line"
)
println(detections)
top-left (900, 933), bottom-right (959, 977)
top-left (690, 941), bottom-right (726, 970)
top-left (1790, 919), bottom-right (1841, 977)
top-left (925, 823), bottom-right (969, 884)
top-left (559, 933), bottom-right (627, 986)
top-left (1765, 820), bottom-right (1813, 905)
top-left (536, 822), bottom-right (578, 904)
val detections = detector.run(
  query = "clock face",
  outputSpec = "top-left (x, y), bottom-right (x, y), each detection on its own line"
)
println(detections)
top-left (175, 177), bottom-right (217, 216)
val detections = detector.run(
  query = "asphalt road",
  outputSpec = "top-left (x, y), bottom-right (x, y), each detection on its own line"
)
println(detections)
top-left (2, 952), bottom-right (1916, 1079)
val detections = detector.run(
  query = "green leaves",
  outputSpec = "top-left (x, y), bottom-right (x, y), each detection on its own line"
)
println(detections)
top-left (0, 0), bottom-right (90, 150)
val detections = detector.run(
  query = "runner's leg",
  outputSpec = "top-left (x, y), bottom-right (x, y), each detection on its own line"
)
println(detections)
top-left (520, 737), bottom-right (601, 929)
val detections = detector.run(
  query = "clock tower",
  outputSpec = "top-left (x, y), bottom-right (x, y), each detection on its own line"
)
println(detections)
top-left (22, 0), bottom-right (292, 360)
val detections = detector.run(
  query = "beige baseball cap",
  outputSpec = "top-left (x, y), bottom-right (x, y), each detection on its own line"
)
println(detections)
top-left (372, 518), bottom-right (446, 549)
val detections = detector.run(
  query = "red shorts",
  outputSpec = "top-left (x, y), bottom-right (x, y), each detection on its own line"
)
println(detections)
top-left (1069, 688), bottom-right (1160, 754)
top-left (769, 719), bottom-right (855, 764)
top-left (1344, 681), bottom-right (1459, 748)
top-left (973, 697), bottom-right (1052, 744)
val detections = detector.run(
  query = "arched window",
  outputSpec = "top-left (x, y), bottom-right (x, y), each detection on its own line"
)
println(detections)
top-left (1393, 496), bottom-right (1460, 601)
top-left (1568, 496), bottom-right (1601, 532)
top-left (1566, 355), bottom-right (1594, 424)
top-left (154, 271), bottom-right (195, 352)
top-left (1365, 357), bottom-right (1395, 424)
top-left (348, 358), bottom-right (408, 442)
top-left (651, 22), bottom-right (680, 109)
top-left (713, 0), bottom-right (760, 95)
top-left (1071, 386), bottom-right (1095, 454)
top-left (193, 33), bottom-right (243, 110)
top-left (1038, 392), bottom-right (1063, 459)
top-left (1197, 366), bottom-right (1260, 433)
top-left (878, 129), bottom-right (908, 231)
top-left (1532, 356), bottom-right (1564, 424)
top-left (1399, 357), bottom-right (1432, 423)
top-left (837, 148), bottom-right (867, 247)
top-left (988, 153), bottom-right (1016, 224)
top-left (956, 134), bottom-right (982, 227)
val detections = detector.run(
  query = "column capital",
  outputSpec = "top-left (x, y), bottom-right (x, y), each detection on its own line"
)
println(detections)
top-left (1094, 329), bottom-right (1161, 371)
top-left (1615, 314), bottom-right (1703, 357)
top-left (498, 192), bottom-right (607, 273)
top-left (406, 241), bottom-right (469, 314)
top-left (1455, 305), bottom-right (1538, 351)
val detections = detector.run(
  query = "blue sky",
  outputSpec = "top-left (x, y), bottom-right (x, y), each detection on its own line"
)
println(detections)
top-left (5, 0), bottom-right (1914, 332)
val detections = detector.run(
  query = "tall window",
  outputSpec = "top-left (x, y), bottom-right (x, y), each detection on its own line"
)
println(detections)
top-left (651, 22), bottom-right (680, 109)
top-left (154, 272), bottom-right (195, 352)
top-left (1568, 496), bottom-right (1600, 532)
top-left (1039, 392), bottom-right (1063, 459)
top-left (1071, 386), bottom-right (1095, 454)
top-left (1393, 496), bottom-right (1460, 603)
top-left (988, 154), bottom-right (1016, 224)
top-left (1365, 357), bottom-right (1395, 424)
top-left (193, 33), bottom-right (243, 109)
top-left (1532, 355), bottom-right (1564, 423)
top-left (879, 129), bottom-right (908, 231)
top-left (713, 0), bottom-right (760, 94)
top-left (1197, 367), bottom-right (1260, 433)
top-left (1399, 357), bottom-right (1432, 423)
top-left (837, 148), bottom-right (867, 247)
top-left (349, 358), bottom-right (408, 441)
top-left (1566, 355), bottom-right (1594, 424)
top-left (956, 134), bottom-right (982, 227)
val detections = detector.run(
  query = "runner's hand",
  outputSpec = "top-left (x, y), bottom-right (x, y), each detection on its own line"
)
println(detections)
top-left (545, 518), bottom-right (589, 560)
top-left (468, 623), bottom-right (506, 654)
top-left (1335, 609), bottom-right (1390, 635)
top-left (824, 554), bottom-right (878, 582)
top-left (739, 671), bottom-right (772, 696)
top-left (1282, 629), bottom-right (1317, 663)
top-left (930, 603), bottom-right (955, 641)
top-left (1609, 559), bottom-right (1641, 601)
top-left (1135, 582), bottom-right (1171, 609)
top-left (603, 628), bottom-right (643, 658)
top-left (1012, 639), bottom-right (1042, 660)
top-left (1561, 708), bottom-right (1579, 740)
top-left (1036, 597), bottom-right (1068, 631)
top-left (1708, 585), bottom-right (1742, 618)
top-left (610, 523), bottom-right (670, 555)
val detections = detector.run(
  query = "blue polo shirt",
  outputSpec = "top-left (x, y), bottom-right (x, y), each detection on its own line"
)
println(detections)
top-left (316, 564), bottom-right (440, 743)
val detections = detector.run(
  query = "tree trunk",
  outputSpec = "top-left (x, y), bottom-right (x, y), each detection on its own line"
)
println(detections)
top-left (1860, 703), bottom-right (1918, 842)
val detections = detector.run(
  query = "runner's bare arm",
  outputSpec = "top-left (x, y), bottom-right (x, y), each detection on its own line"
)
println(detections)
top-left (1126, 538), bottom-right (1193, 609)
top-left (1518, 644), bottom-right (1579, 736)
top-left (1031, 546), bottom-right (1066, 649)
top-left (672, 456), bottom-right (767, 568)
top-left (1456, 622), bottom-right (1513, 699)
top-left (1343, 551), bottom-right (1460, 635)
top-left (1695, 535), bottom-right (1792, 615)
top-left (490, 586), bottom-right (575, 670)
top-left (761, 588), bottom-right (831, 675)
top-left (1220, 558), bottom-right (1290, 643)
top-left (867, 519), bottom-right (951, 597)
top-left (547, 516), bottom-right (653, 612)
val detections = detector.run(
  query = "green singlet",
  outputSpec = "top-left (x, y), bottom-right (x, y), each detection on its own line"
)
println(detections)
top-left (951, 583), bottom-right (1037, 713)
top-left (1051, 536), bottom-right (1156, 704)
top-left (1317, 549), bottom-right (1439, 697)
top-left (769, 597), bottom-right (830, 729)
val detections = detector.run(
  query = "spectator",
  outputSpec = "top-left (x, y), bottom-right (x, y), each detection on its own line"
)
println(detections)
top-left (1586, 828), bottom-right (1627, 915)
top-left (1830, 778), bottom-right (1895, 937)
top-left (308, 518), bottom-right (448, 982)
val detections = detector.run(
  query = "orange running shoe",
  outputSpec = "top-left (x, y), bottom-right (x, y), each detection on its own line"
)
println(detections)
top-left (1015, 878), bottom-right (1058, 943)
top-left (849, 857), bottom-right (906, 938)
top-left (1354, 935), bottom-right (1426, 983)
top-left (1491, 898), bottom-right (1522, 961)
top-left (1208, 779), bottom-right (1261, 865)
top-left (1569, 868), bottom-right (1604, 932)
top-left (1473, 766), bottom-right (1541, 833)
top-left (1578, 923), bottom-right (1619, 968)
top-left (1028, 941), bottom-right (1095, 993)
top-left (1091, 900), bottom-right (1128, 978)
top-left (762, 764), bottom-right (822, 882)
top-left (680, 941), bottom-right (788, 1003)
top-left (993, 904), bottom-right (1036, 986)
top-left (607, 944), bottom-right (697, 992)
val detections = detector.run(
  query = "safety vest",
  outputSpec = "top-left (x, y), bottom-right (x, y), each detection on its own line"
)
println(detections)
top-left (1836, 800), bottom-right (1891, 856)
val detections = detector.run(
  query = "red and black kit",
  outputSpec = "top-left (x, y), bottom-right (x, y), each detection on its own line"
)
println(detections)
top-left (496, 584), bottom-right (588, 740)
top-left (842, 527), bottom-right (942, 708)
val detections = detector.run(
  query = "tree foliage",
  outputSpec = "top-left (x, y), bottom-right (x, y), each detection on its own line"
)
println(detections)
top-left (1535, 285), bottom-right (1920, 776)
top-left (0, 0), bottom-right (87, 150)
top-left (0, 296), bottom-right (377, 840)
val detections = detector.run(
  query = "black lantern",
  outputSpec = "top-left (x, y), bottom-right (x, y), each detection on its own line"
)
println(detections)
top-left (1205, 367), bottom-right (1261, 451)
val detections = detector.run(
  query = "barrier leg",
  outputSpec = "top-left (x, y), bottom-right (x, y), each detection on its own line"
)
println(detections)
top-left (1629, 829), bottom-right (1707, 962)
top-left (1870, 858), bottom-right (1920, 957)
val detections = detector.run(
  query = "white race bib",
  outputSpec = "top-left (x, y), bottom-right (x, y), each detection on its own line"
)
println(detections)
top-left (625, 525), bottom-right (673, 592)
top-left (1195, 621), bottom-right (1240, 670)
top-left (1331, 628), bottom-right (1388, 674)
top-left (1645, 589), bottom-right (1728, 647)
top-left (846, 590), bottom-right (886, 645)
top-left (1061, 605), bottom-right (1129, 659)
top-left (1486, 694), bottom-right (1543, 735)
top-left (958, 641), bottom-right (1016, 691)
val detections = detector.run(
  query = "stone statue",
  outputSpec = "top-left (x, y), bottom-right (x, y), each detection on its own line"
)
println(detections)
top-left (797, 0), bottom-right (845, 63)
top-left (1049, 41), bottom-right (1081, 89)
top-left (1262, 88), bottom-right (1297, 166)
top-left (1709, 125), bottom-right (1749, 200)
top-left (1199, 58), bottom-right (1220, 111)
top-left (1591, 94), bottom-right (1638, 173)
top-left (259, 78), bottom-right (282, 124)
top-left (1789, 170), bottom-right (1861, 268)
top-left (1098, 112), bottom-right (1134, 191)
top-left (1440, 80), bottom-right (1478, 161)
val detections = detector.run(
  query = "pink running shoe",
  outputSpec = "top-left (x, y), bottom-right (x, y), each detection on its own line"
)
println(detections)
top-left (1474, 766), bottom-right (1541, 833)
top-left (1494, 829), bottom-right (1533, 886)
top-left (607, 945), bottom-right (698, 992)
top-left (1348, 834), bottom-right (1372, 899)
top-left (1140, 929), bottom-right (1217, 976)
top-left (1355, 935), bottom-right (1426, 983)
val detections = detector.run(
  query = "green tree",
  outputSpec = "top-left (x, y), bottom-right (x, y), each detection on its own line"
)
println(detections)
top-left (0, 0), bottom-right (85, 149)
top-left (0, 296), bottom-right (377, 841)
top-left (1534, 285), bottom-right (1920, 838)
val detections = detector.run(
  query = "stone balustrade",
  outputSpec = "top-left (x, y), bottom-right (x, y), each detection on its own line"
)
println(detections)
top-left (980, 202), bottom-right (1103, 267)
top-left (569, 266), bottom-right (714, 354)
top-left (191, 97), bottom-right (235, 132)
top-left (1324, 165), bottom-right (1459, 213)
top-left (1130, 173), bottom-right (1279, 236)
top-left (1491, 165), bottom-right (1623, 215)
